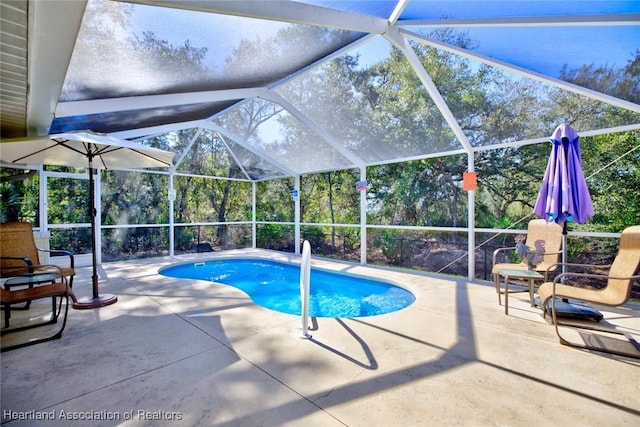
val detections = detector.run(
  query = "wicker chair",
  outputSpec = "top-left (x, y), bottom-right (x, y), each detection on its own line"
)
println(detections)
top-left (492, 219), bottom-right (564, 303)
top-left (538, 225), bottom-right (640, 358)
top-left (0, 221), bottom-right (76, 301)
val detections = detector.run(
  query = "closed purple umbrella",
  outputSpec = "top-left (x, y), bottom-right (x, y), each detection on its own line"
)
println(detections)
top-left (534, 124), bottom-right (598, 317)
top-left (534, 123), bottom-right (594, 226)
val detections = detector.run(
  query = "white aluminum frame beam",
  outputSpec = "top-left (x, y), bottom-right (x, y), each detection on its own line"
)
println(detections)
top-left (399, 14), bottom-right (640, 28)
top-left (388, 0), bottom-right (409, 25)
top-left (384, 27), bottom-right (474, 154)
top-left (385, 26), bottom-right (477, 279)
top-left (55, 88), bottom-right (264, 117)
top-left (261, 90), bottom-right (367, 167)
top-left (170, 128), bottom-right (203, 173)
top-left (215, 131), bottom-right (254, 181)
top-left (112, 120), bottom-right (206, 139)
top-left (200, 121), bottom-right (298, 177)
top-left (402, 29), bottom-right (640, 114)
top-left (473, 123), bottom-right (640, 154)
top-left (118, 0), bottom-right (388, 33)
top-left (27, 0), bottom-right (87, 135)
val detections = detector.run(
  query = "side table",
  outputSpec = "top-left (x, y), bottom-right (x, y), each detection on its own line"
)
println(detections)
top-left (498, 268), bottom-right (543, 315)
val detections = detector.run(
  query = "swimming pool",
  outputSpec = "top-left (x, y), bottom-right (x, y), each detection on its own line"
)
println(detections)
top-left (159, 258), bottom-right (415, 318)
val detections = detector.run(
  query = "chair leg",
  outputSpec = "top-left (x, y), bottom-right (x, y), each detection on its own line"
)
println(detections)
top-left (550, 298), bottom-right (640, 359)
top-left (2, 303), bottom-right (9, 328)
top-left (1, 300), bottom-right (35, 328)
top-left (64, 276), bottom-right (78, 303)
top-left (623, 333), bottom-right (640, 352)
top-left (540, 295), bottom-right (554, 320)
top-left (1, 293), bottom-right (69, 352)
top-left (67, 287), bottom-right (78, 303)
top-left (494, 274), bottom-right (502, 306)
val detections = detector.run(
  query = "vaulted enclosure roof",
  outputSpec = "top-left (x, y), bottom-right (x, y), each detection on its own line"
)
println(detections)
top-left (2, 0), bottom-right (639, 181)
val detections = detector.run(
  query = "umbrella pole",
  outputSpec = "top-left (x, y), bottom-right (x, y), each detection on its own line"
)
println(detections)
top-left (90, 165), bottom-right (99, 296)
top-left (73, 160), bottom-right (118, 309)
top-left (562, 222), bottom-right (568, 274)
top-left (561, 222), bottom-right (569, 302)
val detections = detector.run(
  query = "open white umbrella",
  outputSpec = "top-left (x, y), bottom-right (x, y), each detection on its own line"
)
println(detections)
top-left (1, 130), bottom-right (175, 309)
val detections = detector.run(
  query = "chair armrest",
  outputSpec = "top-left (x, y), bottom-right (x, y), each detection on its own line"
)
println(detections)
top-left (544, 262), bottom-right (612, 276)
top-left (0, 256), bottom-right (34, 266)
top-left (493, 246), bottom-right (516, 265)
top-left (541, 250), bottom-right (562, 256)
top-left (1, 264), bottom-right (67, 285)
top-left (552, 271), bottom-right (608, 285)
top-left (553, 271), bottom-right (640, 283)
top-left (0, 257), bottom-right (35, 277)
top-left (37, 248), bottom-right (75, 269)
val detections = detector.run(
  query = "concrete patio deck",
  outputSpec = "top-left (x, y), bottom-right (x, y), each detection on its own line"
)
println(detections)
top-left (2, 249), bottom-right (639, 426)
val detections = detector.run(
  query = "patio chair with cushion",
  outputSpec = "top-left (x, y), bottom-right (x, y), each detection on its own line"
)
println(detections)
top-left (492, 219), bottom-right (564, 301)
top-left (538, 225), bottom-right (640, 358)
top-left (0, 221), bottom-right (76, 302)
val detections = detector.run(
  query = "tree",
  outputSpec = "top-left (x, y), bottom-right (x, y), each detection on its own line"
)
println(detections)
top-left (0, 168), bottom-right (38, 224)
top-left (580, 130), bottom-right (640, 232)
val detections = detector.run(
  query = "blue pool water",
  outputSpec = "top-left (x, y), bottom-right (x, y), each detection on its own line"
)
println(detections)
top-left (159, 259), bottom-right (415, 318)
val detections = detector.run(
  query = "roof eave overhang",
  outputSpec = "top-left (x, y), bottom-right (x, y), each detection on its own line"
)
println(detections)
top-left (26, 0), bottom-right (86, 136)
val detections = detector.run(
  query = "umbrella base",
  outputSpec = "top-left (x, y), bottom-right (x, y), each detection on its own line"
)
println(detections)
top-left (73, 294), bottom-right (118, 310)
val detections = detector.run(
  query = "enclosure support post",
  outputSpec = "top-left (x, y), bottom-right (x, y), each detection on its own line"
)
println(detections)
top-left (467, 153), bottom-right (475, 280)
top-left (252, 181), bottom-right (257, 249)
top-left (169, 173), bottom-right (175, 257)
top-left (295, 175), bottom-right (301, 255)
top-left (360, 167), bottom-right (367, 265)
top-left (38, 165), bottom-right (46, 232)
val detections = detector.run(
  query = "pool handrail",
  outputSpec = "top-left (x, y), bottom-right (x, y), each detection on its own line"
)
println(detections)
top-left (300, 240), bottom-right (311, 339)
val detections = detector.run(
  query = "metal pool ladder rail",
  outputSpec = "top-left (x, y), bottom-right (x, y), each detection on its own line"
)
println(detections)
top-left (300, 240), bottom-right (312, 339)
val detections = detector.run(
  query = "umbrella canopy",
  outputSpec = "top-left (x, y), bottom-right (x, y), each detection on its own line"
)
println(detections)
top-left (1, 130), bottom-right (174, 170)
top-left (1, 130), bottom-right (175, 309)
top-left (534, 124), bottom-right (594, 226)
